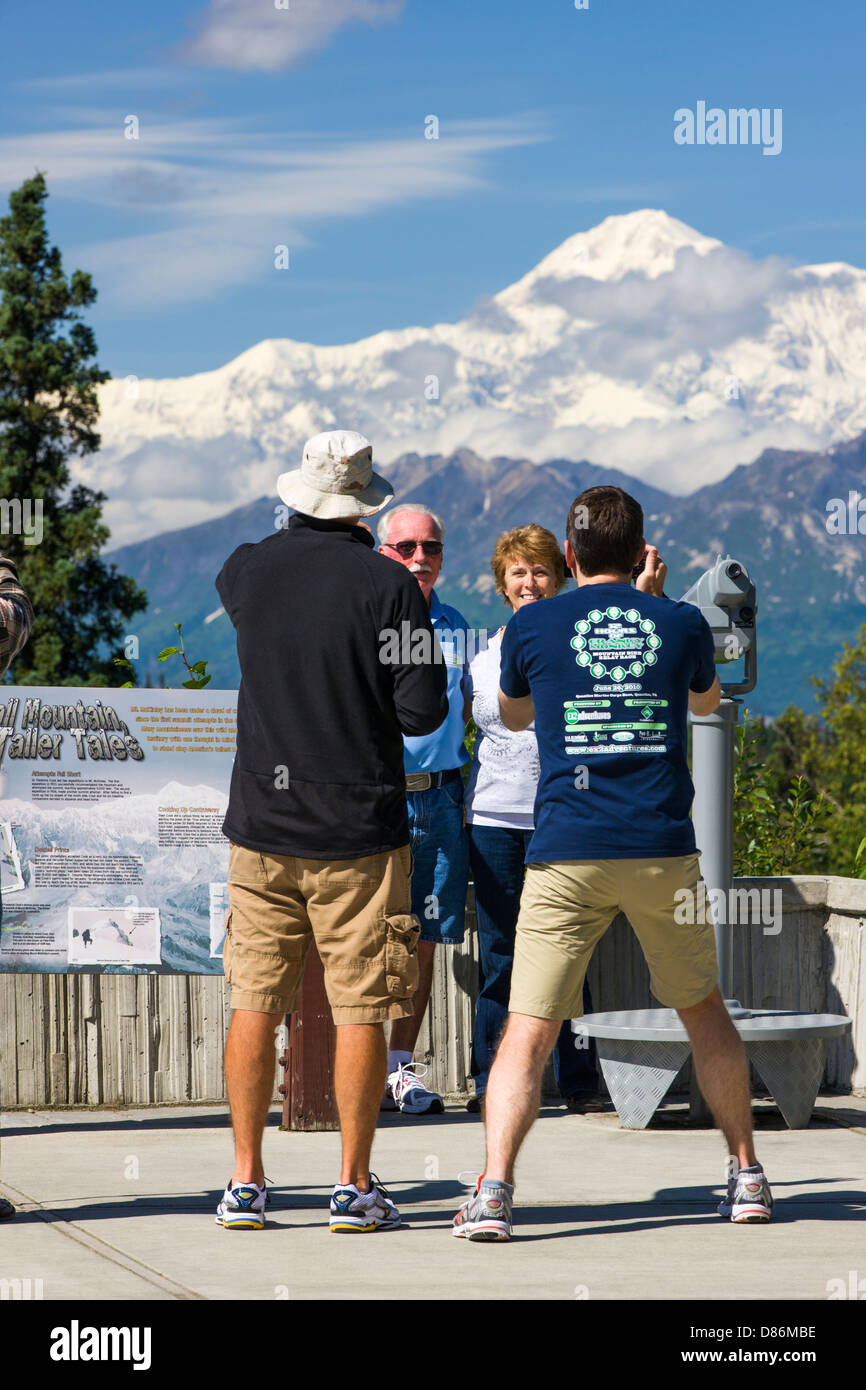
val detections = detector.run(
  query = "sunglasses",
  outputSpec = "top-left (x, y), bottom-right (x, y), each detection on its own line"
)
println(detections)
top-left (384, 540), bottom-right (443, 559)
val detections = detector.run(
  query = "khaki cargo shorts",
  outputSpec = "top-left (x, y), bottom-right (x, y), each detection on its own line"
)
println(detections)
top-left (223, 841), bottom-right (420, 1024)
top-left (509, 854), bottom-right (719, 1021)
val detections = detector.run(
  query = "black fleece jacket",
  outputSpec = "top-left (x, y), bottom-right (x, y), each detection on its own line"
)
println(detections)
top-left (216, 512), bottom-right (448, 859)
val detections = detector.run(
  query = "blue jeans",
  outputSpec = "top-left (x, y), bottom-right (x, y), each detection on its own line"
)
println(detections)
top-left (407, 778), bottom-right (470, 945)
top-left (467, 823), bottom-right (600, 1098)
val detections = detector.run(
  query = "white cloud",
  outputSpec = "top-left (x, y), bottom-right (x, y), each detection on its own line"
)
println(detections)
top-left (0, 113), bottom-right (545, 308)
top-left (94, 408), bottom-right (827, 551)
top-left (531, 246), bottom-right (796, 381)
top-left (177, 0), bottom-right (405, 72)
top-left (12, 67), bottom-right (187, 92)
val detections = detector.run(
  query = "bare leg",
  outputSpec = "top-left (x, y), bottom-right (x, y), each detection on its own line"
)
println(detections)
top-left (483, 1013), bottom-right (561, 1184)
top-left (677, 987), bottom-right (757, 1168)
top-left (335, 1022), bottom-right (387, 1190)
top-left (388, 939), bottom-right (435, 1054)
top-left (225, 1008), bottom-right (284, 1185)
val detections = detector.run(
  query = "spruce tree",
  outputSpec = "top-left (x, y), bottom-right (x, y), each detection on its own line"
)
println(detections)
top-left (0, 171), bottom-right (146, 685)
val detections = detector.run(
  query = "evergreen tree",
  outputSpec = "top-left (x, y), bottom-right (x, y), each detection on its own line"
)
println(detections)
top-left (804, 629), bottom-right (866, 873)
top-left (732, 626), bottom-right (866, 877)
top-left (0, 172), bottom-right (146, 685)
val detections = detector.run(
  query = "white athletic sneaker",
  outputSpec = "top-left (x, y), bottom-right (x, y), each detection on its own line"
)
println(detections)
top-left (452, 1176), bottom-right (514, 1242)
top-left (718, 1165), bottom-right (773, 1222)
top-left (386, 1062), bottom-right (444, 1115)
top-left (215, 1179), bottom-right (268, 1230)
top-left (730, 1167), bottom-right (773, 1223)
top-left (329, 1175), bottom-right (401, 1233)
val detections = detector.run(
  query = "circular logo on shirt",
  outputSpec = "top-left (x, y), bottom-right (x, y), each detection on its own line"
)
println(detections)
top-left (572, 608), bottom-right (662, 682)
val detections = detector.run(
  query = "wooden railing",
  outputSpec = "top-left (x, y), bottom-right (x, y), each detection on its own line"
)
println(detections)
top-left (1, 877), bottom-right (864, 1107)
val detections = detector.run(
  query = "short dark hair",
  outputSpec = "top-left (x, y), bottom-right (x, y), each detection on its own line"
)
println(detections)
top-left (567, 486), bottom-right (644, 577)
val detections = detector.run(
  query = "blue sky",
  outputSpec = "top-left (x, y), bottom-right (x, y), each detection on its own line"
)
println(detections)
top-left (1, 0), bottom-right (864, 379)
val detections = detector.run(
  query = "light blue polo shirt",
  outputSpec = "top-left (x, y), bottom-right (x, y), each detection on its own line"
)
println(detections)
top-left (403, 589), bottom-right (472, 774)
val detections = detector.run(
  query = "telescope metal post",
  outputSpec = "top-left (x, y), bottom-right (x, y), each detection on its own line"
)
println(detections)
top-left (690, 699), bottom-right (740, 1000)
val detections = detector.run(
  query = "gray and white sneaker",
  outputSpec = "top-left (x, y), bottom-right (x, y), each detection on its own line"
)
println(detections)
top-left (718, 1165), bottom-right (773, 1223)
top-left (452, 1176), bottom-right (514, 1241)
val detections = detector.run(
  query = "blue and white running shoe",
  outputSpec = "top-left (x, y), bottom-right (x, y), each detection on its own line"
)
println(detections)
top-left (215, 1179), bottom-right (268, 1230)
top-left (329, 1174), bottom-right (401, 1233)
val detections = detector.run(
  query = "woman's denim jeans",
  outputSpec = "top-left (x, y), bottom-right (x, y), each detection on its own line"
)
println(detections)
top-left (467, 823), bottom-right (600, 1098)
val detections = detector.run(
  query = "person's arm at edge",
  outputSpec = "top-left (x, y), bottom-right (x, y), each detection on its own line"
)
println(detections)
top-left (215, 543), bottom-right (255, 624)
top-left (497, 608), bottom-right (534, 730)
top-left (689, 674), bottom-right (721, 717)
top-left (499, 689), bottom-right (535, 731)
top-left (688, 610), bottom-right (721, 716)
top-left (390, 574), bottom-right (448, 737)
top-left (0, 552), bottom-right (35, 677)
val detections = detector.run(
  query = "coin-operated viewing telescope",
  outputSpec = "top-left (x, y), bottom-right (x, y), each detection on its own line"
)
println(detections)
top-left (679, 554), bottom-right (757, 695)
top-left (682, 555), bottom-right (756, 996)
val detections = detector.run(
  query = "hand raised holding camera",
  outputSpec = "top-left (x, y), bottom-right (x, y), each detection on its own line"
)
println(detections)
top-left (634, 544), bottom-right (667, 597)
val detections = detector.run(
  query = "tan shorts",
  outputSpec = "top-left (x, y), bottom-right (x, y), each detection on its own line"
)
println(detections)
top-left (223, 841), bottom-right (420, 1024)
top-left (509, 854), bottom-right (719, 1020)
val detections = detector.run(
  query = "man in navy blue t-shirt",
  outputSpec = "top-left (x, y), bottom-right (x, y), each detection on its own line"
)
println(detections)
top-left (452, 486), bottom-right (772, 1242)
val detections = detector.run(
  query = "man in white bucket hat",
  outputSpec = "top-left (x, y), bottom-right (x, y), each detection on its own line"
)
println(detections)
top-left (215, 429), bottom-right (448, 1233)
top-left (276, 429), bottom-right (395, 520)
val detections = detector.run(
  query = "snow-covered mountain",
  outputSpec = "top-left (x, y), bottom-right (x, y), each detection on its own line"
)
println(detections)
top-left (91, 209), bottom-right (866, 550)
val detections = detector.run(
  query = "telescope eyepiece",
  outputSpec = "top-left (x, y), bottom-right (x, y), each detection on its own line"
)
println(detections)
top-left (726, 562), bottom-right (742, 580)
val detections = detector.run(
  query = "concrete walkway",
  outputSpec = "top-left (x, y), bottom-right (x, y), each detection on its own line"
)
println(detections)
top-left (2, 1096), bottom-right (865, 1301)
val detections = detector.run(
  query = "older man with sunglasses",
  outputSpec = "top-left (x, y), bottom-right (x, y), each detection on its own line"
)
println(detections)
top-left (377, 504), bottom-right (472, 1115)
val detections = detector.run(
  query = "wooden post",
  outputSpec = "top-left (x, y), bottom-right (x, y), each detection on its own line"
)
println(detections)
top-left (278, 944), bottom-right (339, 1131)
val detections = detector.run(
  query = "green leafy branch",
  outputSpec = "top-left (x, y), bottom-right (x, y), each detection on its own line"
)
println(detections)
top-left (733, 710), bottom-right (829, 877)
top-left (113, 622), bottom-right (212, 690)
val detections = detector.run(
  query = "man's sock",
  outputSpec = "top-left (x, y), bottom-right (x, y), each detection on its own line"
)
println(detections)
top-left (388, 1049), bottom-right (412, 1073)
top-left (480, 1177), bottom-right (514, 1194)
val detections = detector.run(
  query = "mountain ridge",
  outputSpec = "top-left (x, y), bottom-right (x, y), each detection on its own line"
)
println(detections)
top-left (86, 208), bottom-right (866, 550)
top-left (105, 430), bottom-right (866, 718)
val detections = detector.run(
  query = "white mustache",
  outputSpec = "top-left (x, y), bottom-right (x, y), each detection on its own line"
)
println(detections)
top-left (410, 563), bottom-right (433, 573)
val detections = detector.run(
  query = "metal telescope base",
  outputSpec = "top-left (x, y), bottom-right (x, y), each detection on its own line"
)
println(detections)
top-left (576, 1007), bottom-right (851, 1130)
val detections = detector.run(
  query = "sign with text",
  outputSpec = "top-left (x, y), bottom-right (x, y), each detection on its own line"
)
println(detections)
top-left (0, 688), bottom-right (237, 974)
